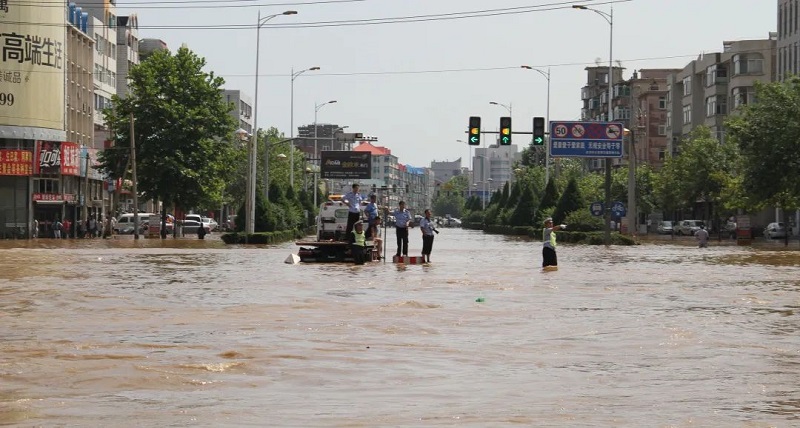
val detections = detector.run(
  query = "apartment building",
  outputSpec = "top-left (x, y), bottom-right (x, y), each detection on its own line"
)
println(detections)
top-left (115, 15), bottom-right (139, 99)
top-left (66, 19), bottom-right (95, 148)
top-left (139, 38), bottom-right (168, 62)
top-left (580, 65), bottom-right (626, 171)
top-left (429, 159), bottom-right (463, 185)
top-left (665, 35), bottom-right (776, 155)
top-left (222, 90), bottom-right (254, 135)
top-left (778, 0), bottom-right (800, 79)
top-left (473, 144), bottom-right (521, 202)
top-left (352, 142), bottom-right (433, 213)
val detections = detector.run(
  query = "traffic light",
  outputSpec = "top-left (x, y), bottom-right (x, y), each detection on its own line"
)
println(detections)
top-left (468, 116), bottom-right (481, 145)
top-left (500, 117), bottom-right (512, 145)
top-left (533, 117), bottom-right (545, 146)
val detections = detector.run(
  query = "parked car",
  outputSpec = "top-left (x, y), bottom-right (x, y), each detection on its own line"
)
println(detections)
top-left (763, 222), bottom-right (787, 239)
top-left (114, 213), bottom-right (156, 234)
top-left (202, 217), bottom-right (219, 231)
top-left (657, 220), bottom-right (673, 235)
top-left (676, 220), bottom-right (705, 236)
top-left (185, 214), bottom-right (202, 224)
top-left (182, 220), bottom-right (210, 235)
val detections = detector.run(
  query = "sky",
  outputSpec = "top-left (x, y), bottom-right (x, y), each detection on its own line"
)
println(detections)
top-left (116, 0), bottom-right (777, 168)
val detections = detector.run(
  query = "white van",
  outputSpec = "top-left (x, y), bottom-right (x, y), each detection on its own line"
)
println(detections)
top-left (114, 213), bottom-right (155, 234)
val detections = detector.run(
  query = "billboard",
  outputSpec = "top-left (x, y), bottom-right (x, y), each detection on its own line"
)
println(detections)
top-left (0, 149), bottom-right (33, 175)
top-left (35, 140), bottom-right (80, 175)
top-left (320, 151), bottom-right (372, 180)
top-left (0, 0), bottom-right (66, 131)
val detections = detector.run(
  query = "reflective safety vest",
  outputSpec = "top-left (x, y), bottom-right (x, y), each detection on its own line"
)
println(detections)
top-left (352, 230), bottom-right (366, 247)
top-left (542, 228), bottom-right (557, 249)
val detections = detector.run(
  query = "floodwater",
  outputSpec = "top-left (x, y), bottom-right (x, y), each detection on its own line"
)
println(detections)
top-left (1, 230), bottom-right (799, 427)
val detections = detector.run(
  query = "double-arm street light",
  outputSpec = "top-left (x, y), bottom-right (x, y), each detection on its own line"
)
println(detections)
top-left (247, 9), bottom-right (297, 234)
top-left (520, 65), bottom-right (552, 183)
top-left (313, 100), bottom-right (337, 208)
top-left (573, 3), bottom-right (614, 245)
top-left (290, 66), bottom-right (320, 188)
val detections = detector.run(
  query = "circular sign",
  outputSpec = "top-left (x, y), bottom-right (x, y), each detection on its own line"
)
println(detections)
top-left (571, 124), bottom-right (586, 138)
top-left (606, 124), bottom-right (622, 139)
top-left (554, 124), bottom-right (568, 138)
top-left (611, 201), bottom-right (626, 217)
top-left (590, 201), bottom-right (604, 217)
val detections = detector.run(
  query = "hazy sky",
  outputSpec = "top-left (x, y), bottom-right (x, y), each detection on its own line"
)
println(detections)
top-left (117, 0), bottom-right (777, 167)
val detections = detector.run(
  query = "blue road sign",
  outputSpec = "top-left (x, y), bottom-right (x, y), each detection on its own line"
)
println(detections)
top-left (590, 201), bottom-right (604, 217)
top-left (550, 121), bottom-right (624, 158)
top-left (611, 201), bottom-right (626, 217)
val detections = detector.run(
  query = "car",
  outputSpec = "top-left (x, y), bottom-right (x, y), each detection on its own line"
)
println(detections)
top-left (763, 222), bottom-right (787, 239)
top-left (185, 214), bottom-right (202, 224)
top-left (114, 212), bottom-right (156, 234)
top-left (182, 219), bottom-right (210, 235)
top-left (657, 220), bottom-right (674, 234)
top-left (201, 217), bottom-right (219, 231)
top-left (676, 220), bottom-right (705, 236)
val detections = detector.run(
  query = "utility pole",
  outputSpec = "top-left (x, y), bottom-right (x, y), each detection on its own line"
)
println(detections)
top-left (130, 112), bottom-right (139, 240)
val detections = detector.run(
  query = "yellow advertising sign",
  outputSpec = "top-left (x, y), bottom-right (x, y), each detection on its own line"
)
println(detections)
top-left (0, 0), bottom-right (65, 131)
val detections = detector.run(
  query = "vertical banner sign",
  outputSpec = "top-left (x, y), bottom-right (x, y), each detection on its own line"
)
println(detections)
top-left (35, 140), bottom-right (61, 174)
top-left (61, 142), bottom-right (80, 175)
top-left (0, 0), bottom-right (66, 130)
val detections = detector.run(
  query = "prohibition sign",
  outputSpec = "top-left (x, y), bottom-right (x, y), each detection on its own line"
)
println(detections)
top-left (554, 124), bottom-right (568, 138)
top-left (571, 124), bottom-right (585, 138)
top-left (606, 124), bottom-right (622, 139)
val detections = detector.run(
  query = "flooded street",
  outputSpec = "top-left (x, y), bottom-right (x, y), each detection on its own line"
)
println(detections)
top-left (2, 229), bottom-right (800, 427)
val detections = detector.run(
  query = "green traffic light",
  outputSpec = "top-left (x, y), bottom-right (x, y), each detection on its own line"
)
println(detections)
top-left (534, 136), bottom-right (544, 145)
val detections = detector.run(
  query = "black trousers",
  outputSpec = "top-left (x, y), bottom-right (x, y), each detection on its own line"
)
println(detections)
top-left (542, 247), bottom-right (557, 267)
top-left (351, 244), bottom-right (366, 264)
top-left (345, 212), bottom-right (360, 237)
top-left (422, 234), bottom-right (434, 255)
top-left (395, 227), bottom-right (409, 256)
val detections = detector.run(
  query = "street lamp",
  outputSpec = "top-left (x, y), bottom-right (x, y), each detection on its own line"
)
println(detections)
top-left (313, 100), bottom-right (337, 208)
top-left (456, 139), bottom-right (473, 178)
top-left (249, 9), bottom-right (297, 234)
top-left (573, 3), bottom-right (614, 245)
top-left (520, 65), bottom-right (551, 183)
top-left (235, 128), bottom-right (252, 233)
top-left (489, 101), bottom-right (512, 116)
top-left (290, 66), bottom-right (320, 188)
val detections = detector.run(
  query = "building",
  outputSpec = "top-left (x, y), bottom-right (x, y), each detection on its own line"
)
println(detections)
top-left (66, 18), bottom-right (95, 148)
top-left (473, 144), bottom-right (521, 203)
top-left (665, 35), bottom-right (776, 155)
top-left (352, 142), bottom-right (433, 213)
top-left (139, 38), bottom-right (169, 62)
top-left (580, 65), bottom-right (626, 171)
top-left (115, 15), bottom-right (139, 99)
top-left (221, 90), bottom-right (253, 135)
top-left (429, 159), bottom-right (464, 186)
top-left (296, 124), bottom-right (352, 159)
top-left (778, 0), bottom-right (800, 80)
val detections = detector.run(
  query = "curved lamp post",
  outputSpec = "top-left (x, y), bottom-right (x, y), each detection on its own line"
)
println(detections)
top-left (313, 100), bottom-right (337, 208)
top-left (249, 9), bottom-right (296, 234)
top-left (520, 65), bottom-right (552, 183)
top-left (290, 66), bottom-right (320, 188)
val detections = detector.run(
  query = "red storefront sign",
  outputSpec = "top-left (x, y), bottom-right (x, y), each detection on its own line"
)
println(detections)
top-left (34, 141), bottom-right (80, 175)
top-left (32, 193), bottom-right (76, 202)
top-left (0, 149), bottom-right (34, 176)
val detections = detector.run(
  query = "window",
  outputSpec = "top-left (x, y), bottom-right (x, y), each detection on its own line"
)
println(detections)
top-left (666, 84), bottom-right (672, 102)
top-left (613, 85), bottom-right (630, 98)
top-left (666, 111), bottom-right (672, 128)
top-left (705, 64), bottom-right (728, 86)
top-left (33, 178), bottom-right (60, 194)
top-left (733, 53), bottom-right (764, 75)
top-left (705, 96), bottom-right (727, 116)
top-left (613, 107), bottom-right (630, 120)
top-left (682, 104), bottom-right (692, 125)
top-left (682, 76), bottom-right (692, 96)
top-left (733, 87), bottom-right (755, 108)
top-left (658, 96), bottom-right (667, 109)
top-left (658, 125), bottom-right (667, 136)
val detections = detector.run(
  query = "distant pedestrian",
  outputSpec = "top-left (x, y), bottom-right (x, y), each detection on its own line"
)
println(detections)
top-left (696, 225), bottom-right (710, 248)
top-left (53, 219), bottom-right (63, 239)
top-left (365, 193), bottom-right (379, 232)
top-left (88, 215), bottom-right (97, 238)
top-left (342, 183), bottom-right (364, 239)
top-left (419, 209), bottom-right (438, 263)
top-left (32, 219), bottom-right (38, 238)
top-left (366, 215), bottom-right (383, 259)
top-left (542, 218), bottom-right (566, 268)
top-left (391, 201), bottom-right (413, 258)
top-left (197, 222), bottom-right (207, 240)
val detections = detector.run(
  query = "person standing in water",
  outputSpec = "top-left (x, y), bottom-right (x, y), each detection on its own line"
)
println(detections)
top-left (542, 217), bottom-right (566, 268)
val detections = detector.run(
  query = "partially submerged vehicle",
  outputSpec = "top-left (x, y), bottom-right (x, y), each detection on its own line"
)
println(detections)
top-left (296, 195), bottom-right (375, 263)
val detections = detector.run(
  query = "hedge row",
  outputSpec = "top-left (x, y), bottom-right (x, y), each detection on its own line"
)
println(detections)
top-left (221, 227), bottom-right (314, 245)
top-left (463, 223), bottom-right (637, 246)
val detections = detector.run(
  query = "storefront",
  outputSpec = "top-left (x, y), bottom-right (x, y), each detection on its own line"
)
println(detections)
top-left (0, 147), bottom-right (34, 238)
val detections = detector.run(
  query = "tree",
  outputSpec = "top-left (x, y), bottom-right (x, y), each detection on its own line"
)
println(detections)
top-left (497, 181), bottom-right (510, 208)
top-left (538, 179), bottom-right (559, 212)
top-left (727, 77), bottom-right (800, 214)
top-left (99, 47), bottom-right (236, 228)
top-left (552, 178), bottom-right (583, 224)
top-left (654, 127), bottom-right (740, 222)
top-left (508, 184), bottom-right (537, 226)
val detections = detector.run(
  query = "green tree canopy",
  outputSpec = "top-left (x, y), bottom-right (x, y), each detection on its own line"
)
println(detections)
top-left (99, 47), bottom-right (236, 212)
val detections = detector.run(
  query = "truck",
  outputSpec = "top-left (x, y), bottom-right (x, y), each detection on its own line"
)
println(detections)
top-left (295, 195), bottom-right (376, 263)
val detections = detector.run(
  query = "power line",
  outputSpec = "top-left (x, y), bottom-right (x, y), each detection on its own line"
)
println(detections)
top-left (5, 0), bottom-right (628, 30)
top-left (19, 0), bottom-right (368, 9)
